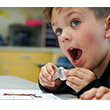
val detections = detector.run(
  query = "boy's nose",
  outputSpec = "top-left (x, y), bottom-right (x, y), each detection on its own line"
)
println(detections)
top-left (61, 31), bottom-right (72, 43)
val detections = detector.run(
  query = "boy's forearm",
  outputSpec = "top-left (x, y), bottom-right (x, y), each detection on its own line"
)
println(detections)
top-left (76, 78), bottom-right (102, 98)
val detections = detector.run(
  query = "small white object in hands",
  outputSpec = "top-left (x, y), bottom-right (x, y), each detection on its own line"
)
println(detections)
top-left (53, 67), bottom-right (66, 81)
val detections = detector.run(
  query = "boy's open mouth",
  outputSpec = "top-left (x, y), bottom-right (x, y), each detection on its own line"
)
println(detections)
top-left (67, 47), bottom-right (82, 66)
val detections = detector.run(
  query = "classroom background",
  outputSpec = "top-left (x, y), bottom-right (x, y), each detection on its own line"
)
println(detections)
top-left (0, 7), bottom-right (71, 83)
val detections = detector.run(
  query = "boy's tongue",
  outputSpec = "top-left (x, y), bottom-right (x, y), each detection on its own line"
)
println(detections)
top-left (74, 49), bottom-right (82, 62)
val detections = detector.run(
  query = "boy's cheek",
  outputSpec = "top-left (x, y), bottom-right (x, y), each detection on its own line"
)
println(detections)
top-left (59, 43), bottom-right (66, 53)
top-left (58, 39), bottom-right (63, 46)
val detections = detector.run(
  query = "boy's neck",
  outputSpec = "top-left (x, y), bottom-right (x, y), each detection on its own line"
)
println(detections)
top-left (93, 52), bottom-right (110, 79)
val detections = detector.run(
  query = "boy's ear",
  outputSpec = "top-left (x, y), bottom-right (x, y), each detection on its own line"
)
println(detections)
top-left (105, 15), bottom-right (110, 39)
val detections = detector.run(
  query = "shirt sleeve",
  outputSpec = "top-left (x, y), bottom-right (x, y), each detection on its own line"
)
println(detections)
top-left (38, 78), bottom-right (102, 98)
top-left (38, 80), bottom-right (76, 95)
top-left (76, 78), bottom-right (102, 98)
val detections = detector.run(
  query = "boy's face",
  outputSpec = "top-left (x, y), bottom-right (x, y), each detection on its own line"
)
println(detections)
top-left (51, 7), bottom-right (108, 70)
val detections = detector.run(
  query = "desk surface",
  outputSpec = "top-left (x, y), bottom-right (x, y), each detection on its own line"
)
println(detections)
top-left (0, 75), bottom-right (76, 100)
top-left (0, 75), bottom-right (39, 89)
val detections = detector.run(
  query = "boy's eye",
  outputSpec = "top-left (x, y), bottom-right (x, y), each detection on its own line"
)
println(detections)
top-left (56, 28), bottom-right (62, 36)
top-left (71, 20), bottom-right (80, 27)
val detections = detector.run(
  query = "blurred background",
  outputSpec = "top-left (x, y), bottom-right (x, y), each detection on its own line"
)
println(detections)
top-left (0, 7), bottom-right (59, 47)
top-left (0, 7), bottom-right (73, 83)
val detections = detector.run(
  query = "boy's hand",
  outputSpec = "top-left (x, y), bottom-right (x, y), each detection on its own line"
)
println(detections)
top-left (39, 63), bottom-right (63, 91)
top-left (64, 68), bottom-right (96, 92)
top-left (80, 86), bottom-right (110, 100)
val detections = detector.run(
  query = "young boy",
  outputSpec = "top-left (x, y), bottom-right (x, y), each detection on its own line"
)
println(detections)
top-left (38, 7), bottom-right (110, 98)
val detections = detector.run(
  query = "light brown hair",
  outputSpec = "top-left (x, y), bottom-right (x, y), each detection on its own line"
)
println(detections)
top-left (42, 7), bottom-right (110, 23)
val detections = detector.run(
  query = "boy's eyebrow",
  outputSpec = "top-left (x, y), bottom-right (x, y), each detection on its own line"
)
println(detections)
top-left (52, 12), bottom-right (81, 27)
top-left (51, 12), bottom-right (75, 27)
top-left (64, 10), bottom-right (82, 19)
top-left (65, 12), bottom-right (74, 18)
top-left (51, 8), bottom-right (82, 27)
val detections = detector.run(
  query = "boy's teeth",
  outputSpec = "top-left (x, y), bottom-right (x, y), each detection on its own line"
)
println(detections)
top-left (75, 60), bottom-right (79, 62)
top-left (70, 48), bottom-right (73, 50)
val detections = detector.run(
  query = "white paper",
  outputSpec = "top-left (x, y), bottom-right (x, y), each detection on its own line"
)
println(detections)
top-left (0, 89), bottom-right (61, 100)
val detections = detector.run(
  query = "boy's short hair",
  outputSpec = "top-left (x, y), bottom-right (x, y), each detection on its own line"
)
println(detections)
top-left (42, 7), bottom-right (110, 23)
top-left (42, 7), bottom-right (53, 23)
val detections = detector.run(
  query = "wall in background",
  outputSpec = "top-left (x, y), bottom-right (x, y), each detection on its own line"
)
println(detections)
top-left (0, 7), bottom-right (43, 39)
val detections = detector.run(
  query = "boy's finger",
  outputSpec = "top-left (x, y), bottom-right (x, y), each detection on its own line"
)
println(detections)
top-left (40, 72), bottom-right (51, 82)
top-left (46, 64), bottom-right (57, 75)
top-left (67, 76), bottom-right (82, 86)
top-left (96, 86), bottom-right (110, 99)
top-left (40, 77), bottom-right (55, 87)
top-left (80, 88), bottom-right (97, 100)
top-left (66, 80), bottom-right (81, 92)
top-left (64, 69), bottom-right (85, 80)
top-left (41, 67), bottom-right (52, 81)
top-left (100, 92), bottom-right (110, 100)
